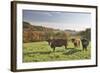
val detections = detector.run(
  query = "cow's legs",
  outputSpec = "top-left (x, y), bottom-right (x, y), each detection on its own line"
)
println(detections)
top-left (74, 43), bottom-right (77, 48)
top-left (82, 44), bottom-right (84, 51)
top-left (48, 41), bottom-right (51, 45)
top-left (83, 47), bottom-right (85, 51)
top-left (53, 47), bottom-right (55, 52)
top-left (64, 45), bottom-right (67, 49)
top-left (85, 47), bottom-right (88, 51)
top-left (83, 46), bottom-right (88, 51)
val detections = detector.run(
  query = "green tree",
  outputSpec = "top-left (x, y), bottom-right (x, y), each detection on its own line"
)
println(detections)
top-left (79, 28), bottom-right (91, 41)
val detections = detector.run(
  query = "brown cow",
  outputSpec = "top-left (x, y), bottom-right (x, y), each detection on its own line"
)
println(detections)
top-left (71, 38), bottom-right (80, 48)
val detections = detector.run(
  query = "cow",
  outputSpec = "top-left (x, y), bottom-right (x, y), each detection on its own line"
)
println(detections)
top-left (47, 39), bottom-right (68, 52)
top-left (46, 39), bottom-right (52, 45)
top-left (81, 38), bottom-right (89, 51)
top-left (71, 38), bottom-right (80, 48)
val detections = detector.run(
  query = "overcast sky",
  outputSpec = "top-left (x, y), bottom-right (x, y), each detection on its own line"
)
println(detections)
top-left (23, 10), bottom-right (91, 31)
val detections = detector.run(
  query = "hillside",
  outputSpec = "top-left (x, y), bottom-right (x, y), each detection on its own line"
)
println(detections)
top-left (23, 22), bottom-right (58, 31)
top-left (23, 21), bottom-right (91, 42)
top-left (23, 21), bottom-right (68, 42)
top-left (65, 30), bottom-right (79, 36)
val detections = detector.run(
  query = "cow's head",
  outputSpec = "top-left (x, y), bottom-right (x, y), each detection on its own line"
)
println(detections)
top-left (71, 38), bottom-right (75, 43)
top-left (46, 39), bottom-right (52, 45)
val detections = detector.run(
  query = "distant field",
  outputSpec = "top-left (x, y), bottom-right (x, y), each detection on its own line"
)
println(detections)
top-left (23, 41), bottom-right (91, 62)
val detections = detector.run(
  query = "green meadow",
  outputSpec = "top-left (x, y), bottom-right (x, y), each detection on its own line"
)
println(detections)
top-left (23, 41), bottom-right (91, 62)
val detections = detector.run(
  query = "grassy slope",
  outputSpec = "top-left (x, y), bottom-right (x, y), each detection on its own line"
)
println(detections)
top-left (23, 41), bottom-right (91, 62)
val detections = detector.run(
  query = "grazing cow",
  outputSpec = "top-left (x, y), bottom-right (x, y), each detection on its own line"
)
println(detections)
top-left (46, 39), bottom-right (52, 45)
top-left (81, 38), bottom-right (89, 51)
top-left (71, 38), bottom-right (80, 48)
top-left (48, 39), bottom-right (68, 52)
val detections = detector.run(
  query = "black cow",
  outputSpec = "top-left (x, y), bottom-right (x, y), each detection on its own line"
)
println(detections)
top-left (81, 38), bottom-right (89, 51)
top-left (48, 39), bottom-right (68, 52)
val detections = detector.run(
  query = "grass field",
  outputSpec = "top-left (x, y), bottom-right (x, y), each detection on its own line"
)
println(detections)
top-left (23, 41), bottom-right (91, 62)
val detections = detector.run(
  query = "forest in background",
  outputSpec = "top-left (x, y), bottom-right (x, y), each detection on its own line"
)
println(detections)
top-left (23, 21), bottom-right (91, 43)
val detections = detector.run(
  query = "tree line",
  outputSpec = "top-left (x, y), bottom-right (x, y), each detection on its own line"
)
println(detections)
top-left (23, 21), bottom-right (91, 43)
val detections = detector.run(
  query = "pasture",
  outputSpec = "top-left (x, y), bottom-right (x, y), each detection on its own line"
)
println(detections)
top-left (23, 41), bottom-right (91, 62)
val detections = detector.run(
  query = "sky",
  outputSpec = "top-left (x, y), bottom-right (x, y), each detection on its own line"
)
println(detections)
top-left (23, 10), bottom-right (91, 31)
